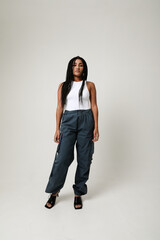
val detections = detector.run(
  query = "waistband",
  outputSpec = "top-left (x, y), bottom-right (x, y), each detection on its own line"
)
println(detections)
top-left (63, 108), bottom-right (92, 115)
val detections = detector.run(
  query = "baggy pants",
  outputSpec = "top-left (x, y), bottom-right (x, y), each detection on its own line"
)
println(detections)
top-left (45, 109), bottom-right (95, 196)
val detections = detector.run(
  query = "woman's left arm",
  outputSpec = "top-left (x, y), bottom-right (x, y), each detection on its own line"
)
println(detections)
top-left (90, 82), bottom-right (99, 142)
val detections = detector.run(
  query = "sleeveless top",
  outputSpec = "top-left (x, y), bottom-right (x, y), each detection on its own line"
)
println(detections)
top-left (63, 80), bottom-right (91, 111)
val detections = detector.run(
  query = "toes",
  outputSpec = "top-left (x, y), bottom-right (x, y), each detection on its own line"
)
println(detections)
top-left (75, 205), bottom-right (82, 208)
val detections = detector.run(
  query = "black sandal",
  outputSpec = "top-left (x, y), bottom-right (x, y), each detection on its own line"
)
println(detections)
top-left (45, 192), bottom-right (60, 209)
top-left (74, 196), bottom-right (83, 209)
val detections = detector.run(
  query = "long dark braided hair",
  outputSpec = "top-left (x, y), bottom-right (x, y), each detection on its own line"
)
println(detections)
top-left (61, 56), bottom-right (88, 108)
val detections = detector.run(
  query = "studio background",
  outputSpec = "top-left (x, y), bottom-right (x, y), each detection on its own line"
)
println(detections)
top-left (0, 0), bottom-right (160, 239)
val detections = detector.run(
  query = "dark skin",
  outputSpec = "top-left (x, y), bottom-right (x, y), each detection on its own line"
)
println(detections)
top-left (46, 59), bottom-right (99, 208)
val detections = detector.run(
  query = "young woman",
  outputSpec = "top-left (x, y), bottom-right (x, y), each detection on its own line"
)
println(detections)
top-left (44, 56), bottom-right (99, 209)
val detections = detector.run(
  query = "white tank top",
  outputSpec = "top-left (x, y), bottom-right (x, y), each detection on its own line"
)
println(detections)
top-left (63, 80), bottom-right (91, 111)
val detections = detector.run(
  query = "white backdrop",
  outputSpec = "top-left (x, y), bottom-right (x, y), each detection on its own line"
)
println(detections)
top-left (0, 0), bottom-right (160, 239)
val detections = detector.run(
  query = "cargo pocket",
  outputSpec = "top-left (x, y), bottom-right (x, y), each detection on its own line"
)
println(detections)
top-left (54, 132), bottom-right (63, 165)
top-left (56, 132), bottom-right (63, 154)
top-left (90, 140), bottom-right (94, 163)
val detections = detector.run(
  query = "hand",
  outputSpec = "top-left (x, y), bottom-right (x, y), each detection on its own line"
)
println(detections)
top-left (92, 128), bottom-right (99, 142)
top-left (54, 129), bottom-right (61, 143)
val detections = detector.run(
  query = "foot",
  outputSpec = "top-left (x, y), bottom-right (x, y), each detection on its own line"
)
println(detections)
top-left (74, 195), bottom-right (82, 209)
top-left (45, 191), bottom-right (59, 208)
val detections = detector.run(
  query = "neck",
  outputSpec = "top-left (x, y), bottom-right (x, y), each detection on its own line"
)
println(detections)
top-left (73, 76), bottom-right (83, 82)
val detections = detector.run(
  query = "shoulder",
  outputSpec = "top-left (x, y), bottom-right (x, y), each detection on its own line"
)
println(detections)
top-left (86, 81), bottom-right (96, 90)
top-left (86, 81), bottom-right (95, 86)
top-left (58, 81), bottom-right (65, 90)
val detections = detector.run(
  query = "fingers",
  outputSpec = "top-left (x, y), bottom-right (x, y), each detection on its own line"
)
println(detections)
top-left (56, 137), bottom-right (60, 142)
top-left (92, 133), bottom-right (99, 142)
top-left (53, 136), bottom-right (60, 143)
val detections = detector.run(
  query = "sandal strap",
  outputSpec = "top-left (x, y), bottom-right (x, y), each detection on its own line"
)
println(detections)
top-left (47, 195), bottom-right (57, 204)
top-left (74, 196), bottom-right (82, 205)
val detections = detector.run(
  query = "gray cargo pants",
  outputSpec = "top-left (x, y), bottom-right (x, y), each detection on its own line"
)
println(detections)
top-left (45, 109), bottom-right (95, 196)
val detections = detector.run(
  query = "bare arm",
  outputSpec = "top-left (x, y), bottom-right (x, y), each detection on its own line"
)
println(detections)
top-left (90, 82), bottom-right (99, 141)
top-left (54, 82), bottom-right (64, 142)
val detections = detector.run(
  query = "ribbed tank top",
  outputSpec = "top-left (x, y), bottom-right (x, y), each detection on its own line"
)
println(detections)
top-left (63, 80), bottom-right (91, 111)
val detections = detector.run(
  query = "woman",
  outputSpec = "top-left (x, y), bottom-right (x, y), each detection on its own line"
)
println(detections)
top-left (44, 56), bottom-right (99, 209)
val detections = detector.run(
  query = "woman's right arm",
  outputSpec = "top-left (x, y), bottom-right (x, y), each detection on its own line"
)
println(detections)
top-left (54, 82), bottom-right (64, 143)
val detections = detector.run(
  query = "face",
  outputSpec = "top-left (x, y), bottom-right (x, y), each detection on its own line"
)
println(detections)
top-left (72, 59), bottom-right (84, 78)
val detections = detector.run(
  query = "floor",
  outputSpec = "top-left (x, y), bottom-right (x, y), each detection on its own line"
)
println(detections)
top-left (0, 166), bottom-right (159, 240)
